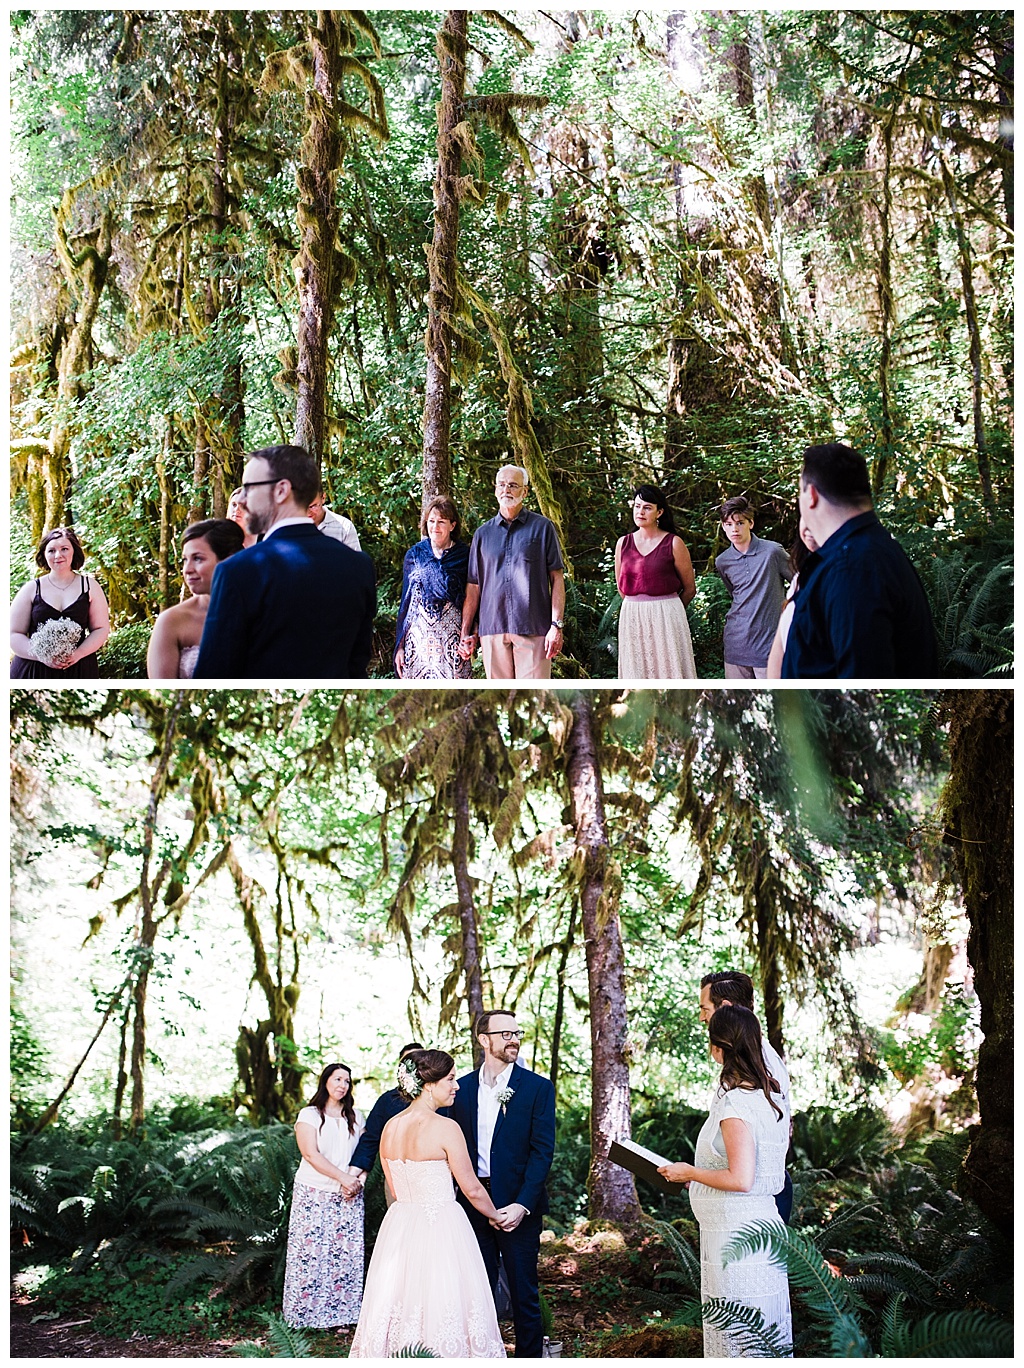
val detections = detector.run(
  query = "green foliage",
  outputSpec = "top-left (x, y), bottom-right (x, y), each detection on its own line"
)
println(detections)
top-left (155, 1125), bottom-right (297, 1303)
top-left (96, 620), bottom-right (151, 679)
top-left (878, 982), bottom-right (980, 1084)
top-left (27, 1251), bottom-right (233, 1340)
top-left (790, 1105), bottom-right (897, 1176)
top-left (233, 1311), bottom-right (314, 1358)
top-left (697, 1296), bottom-right (797, 1356)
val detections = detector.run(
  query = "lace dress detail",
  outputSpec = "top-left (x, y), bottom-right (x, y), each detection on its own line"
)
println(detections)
top-left (688, 1087), bottom-right (792, 1357)
top-left (350, 1158), bottom-right (505, 1359)
top-left (178, 644), bottom-right (200, 678)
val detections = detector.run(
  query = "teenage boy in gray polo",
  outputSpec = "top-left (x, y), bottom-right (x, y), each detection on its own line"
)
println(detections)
top-left (715, 495), bottom-right (790, 678)
top-left (459, 465), bottom-right (566, 679)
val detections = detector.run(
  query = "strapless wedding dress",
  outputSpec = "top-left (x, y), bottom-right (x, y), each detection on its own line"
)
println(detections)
top-left (349, 1158), bottom-right (505, 1359)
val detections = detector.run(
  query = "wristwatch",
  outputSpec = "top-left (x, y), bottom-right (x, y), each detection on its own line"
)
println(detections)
top-left (551, 618), bottom-right (564, 630)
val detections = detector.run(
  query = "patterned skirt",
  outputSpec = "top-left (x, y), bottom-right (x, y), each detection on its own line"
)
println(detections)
top-left (618, 594), bottom-right (697, 680)
top-left (402, 592), bottom-right (472, 680)
top-left (282, 1181), bottom-right (364, 1327)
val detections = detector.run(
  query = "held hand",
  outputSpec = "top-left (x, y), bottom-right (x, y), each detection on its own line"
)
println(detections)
top-left (489, 1206), bottom-right (509, 1229)
top-left (394, 647), bottom-right (405, 678)
top-left (497, 1201), bottom-right (527, 1231)
top-left (543, 626), bottom-right (562, 660)
top-left (658, 1162), bottom-right (695, 1186)
top-left (339, 1177), bottom-right (362, 1200)
top-left (458, 632), bottom-right (478, 660)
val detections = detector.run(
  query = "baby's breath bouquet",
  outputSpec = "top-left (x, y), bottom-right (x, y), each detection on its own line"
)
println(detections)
top-left (31, 616), bottom-right (84, 668)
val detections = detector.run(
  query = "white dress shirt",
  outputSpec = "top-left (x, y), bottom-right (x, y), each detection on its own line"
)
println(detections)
top-left (476, 1060), bottom-right (515, 1178)
top-left (317, 507), bottom-right (362, 551)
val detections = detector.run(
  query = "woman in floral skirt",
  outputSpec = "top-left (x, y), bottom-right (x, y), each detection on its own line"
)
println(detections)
top-left (282, 1063), bottom-right (366, 1328)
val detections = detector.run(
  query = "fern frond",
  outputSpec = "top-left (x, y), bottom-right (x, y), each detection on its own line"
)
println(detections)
top-left (700, 1298), bottom-right (792, 1357)
top-left (643, 1216), bottom-right (701, 1294)
top-left (392, 1346), bottom-right (440, 1358)
top-left (881, 1302), bottom-right (1014, 1357)
top-left (828, 1310), bottom-right (874, 1357)
top-left (722, 1220), bottom-right (864, 1321)
top-left (260, 1311), bottom-right (314, 1357)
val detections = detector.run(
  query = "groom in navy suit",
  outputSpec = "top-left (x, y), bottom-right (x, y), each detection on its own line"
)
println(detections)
top-left (195, 444), bottom-right (375, 678)
top-left (453, 1010), bottom-right (556, 1358)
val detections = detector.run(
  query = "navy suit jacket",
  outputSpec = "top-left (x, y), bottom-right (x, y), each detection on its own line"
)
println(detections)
top-left (453, 1063), bottom-right (555, 1215)
top-left (195, 523), bottom-right (376, 679)
top-left (349, 1087), bottom-right (408, 1172)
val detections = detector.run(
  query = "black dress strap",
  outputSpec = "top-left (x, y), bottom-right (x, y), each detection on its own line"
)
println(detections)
top-left (33, 578), bottom-right (42, 601)
top-left (81, 574), bottom-right (90, 601)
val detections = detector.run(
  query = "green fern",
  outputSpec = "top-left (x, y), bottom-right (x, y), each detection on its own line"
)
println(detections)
top-left (231, 1311), bottom-right (314, 1357)
top-left (392, 1347), bottom-right (440, 1358)
top-left (642, 1216), bottom-right (701, 1296)
top-left (722, 1220), bottom-right (866, 1323)
top-left (699, 1297), bottom-right (792, 1356)
top-left (879, 1295), bottom-right (1013, 1357)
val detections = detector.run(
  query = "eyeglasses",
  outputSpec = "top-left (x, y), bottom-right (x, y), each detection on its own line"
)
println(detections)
top-left (241, 479), bottom-right (282, 495)
top-left (496, 481), bottom-right (524, 492)
top-left (483, 1030), bottom-right (525, 1041)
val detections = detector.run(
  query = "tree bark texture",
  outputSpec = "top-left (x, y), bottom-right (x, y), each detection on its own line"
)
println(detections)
top-left (566, 694), bottom-right (643, 1225)
top-left (941, 691), bottom-right (1012, 1235)
top-left (47, 194), bottom-right (113, 533)
top-left (129, 696), bottom-right (184, 1134)
top-left (938, 151), bottom-right (995, 508)
top-left (293, 13), bottom-right (347, 467)
top-left (873, 110), bottom-right (897, 495)
top-left (422, 10), bottom-right (468, 508)
top-left (452, 764), bottom-right (486, 1065)
top-left (753, 858), bottom-right (785, 1058)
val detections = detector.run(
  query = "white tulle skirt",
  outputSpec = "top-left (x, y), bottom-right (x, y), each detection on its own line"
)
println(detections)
top-left (349, 1160), bottom-right (505, 1359)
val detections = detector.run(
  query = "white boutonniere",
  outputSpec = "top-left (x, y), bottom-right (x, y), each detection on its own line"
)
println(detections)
top-left (496, 1086), bottom-right (515, 1115)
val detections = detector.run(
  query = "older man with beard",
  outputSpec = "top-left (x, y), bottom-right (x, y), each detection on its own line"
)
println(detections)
top-left (459, 465), bottom-right (566, 679)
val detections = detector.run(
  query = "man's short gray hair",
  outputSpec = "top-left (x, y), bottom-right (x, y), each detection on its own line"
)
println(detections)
top-left (496, 464), bottom-right (529, 488)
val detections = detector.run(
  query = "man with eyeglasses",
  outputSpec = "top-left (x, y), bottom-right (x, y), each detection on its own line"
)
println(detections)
top-left (452, 1010), bottom-right (556, 1357)
top-left (195, 444), bottom-right (376, 678)
top-left (459, 464), bottom-right (567, 679)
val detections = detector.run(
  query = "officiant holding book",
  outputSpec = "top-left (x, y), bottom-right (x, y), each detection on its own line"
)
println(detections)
top-left (453, 1011), bottom-right (556, 1358)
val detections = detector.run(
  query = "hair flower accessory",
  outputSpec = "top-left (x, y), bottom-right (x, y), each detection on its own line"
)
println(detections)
top-left (397, 1059), bottom-right (423, 1100)
top-left (496, 1086), bottom-right (515, 1114)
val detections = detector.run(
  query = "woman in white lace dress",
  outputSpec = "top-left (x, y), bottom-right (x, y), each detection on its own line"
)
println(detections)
top-left (350, 1049), bottom-right (507, 1358)
top-left (659, 1006), bottom-right (792, 1357)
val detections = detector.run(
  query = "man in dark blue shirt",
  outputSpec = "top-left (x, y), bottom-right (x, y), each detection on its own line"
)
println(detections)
top-left (782, 443), bottom-right (939, 678)
top-left (347, 1041), bottom-right (423, 1199)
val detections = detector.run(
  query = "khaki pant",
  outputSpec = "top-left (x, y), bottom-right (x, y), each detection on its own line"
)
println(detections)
top-left (482, 633), bottom-right (550, 679)
top-left (725, 663), bottom-right (768, 679)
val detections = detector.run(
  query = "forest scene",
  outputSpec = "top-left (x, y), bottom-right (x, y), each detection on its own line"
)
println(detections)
top-left (10, 687), bottom-right (1013, 1357)
top-left (8, 8), bottom-right (1014, 679)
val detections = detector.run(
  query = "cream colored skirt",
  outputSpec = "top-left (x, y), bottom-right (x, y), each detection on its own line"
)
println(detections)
top-left (618, 594), bottom-right (697, 680)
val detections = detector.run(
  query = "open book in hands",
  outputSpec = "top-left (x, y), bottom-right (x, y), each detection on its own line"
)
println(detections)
top-left (607, 1137), bottom-right (681, 1195)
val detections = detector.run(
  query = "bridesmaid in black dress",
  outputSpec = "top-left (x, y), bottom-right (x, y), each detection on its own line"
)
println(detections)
top-left (10, 527), bottom-right (111, 679)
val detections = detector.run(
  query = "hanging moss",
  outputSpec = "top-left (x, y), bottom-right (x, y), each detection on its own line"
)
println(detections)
top-left (461, 277), bottom-right (571, 570)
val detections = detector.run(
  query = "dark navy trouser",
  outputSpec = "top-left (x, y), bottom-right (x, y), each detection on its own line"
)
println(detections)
top-left (465, 1204), bottom-right (544, 1357)
top-left (774, 1170), bottom-right (794, 1224)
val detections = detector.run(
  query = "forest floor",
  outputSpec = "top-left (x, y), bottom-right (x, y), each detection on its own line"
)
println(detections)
top-left (11, 1225), bottom-right (705, 1358)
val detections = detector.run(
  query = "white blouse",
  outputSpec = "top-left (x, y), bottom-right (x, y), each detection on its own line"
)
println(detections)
top-left (294, 1105), bottom-right (366, 1192)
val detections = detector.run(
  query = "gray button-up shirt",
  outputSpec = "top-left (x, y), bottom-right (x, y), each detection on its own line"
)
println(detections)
top-left (715, 534), bottom-right (790, 667)
top-left (468, 508), bottom-right (565, 638)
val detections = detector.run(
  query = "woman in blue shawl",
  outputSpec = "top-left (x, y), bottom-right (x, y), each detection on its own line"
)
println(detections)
top-left (395, 496), bottom-right (472, 679)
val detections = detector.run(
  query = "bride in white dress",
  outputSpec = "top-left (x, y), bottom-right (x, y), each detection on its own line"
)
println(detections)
top-left (659, 1005), bottom-right (792, 1357)
top-left (349, 1049), bottom-right (508, 1359)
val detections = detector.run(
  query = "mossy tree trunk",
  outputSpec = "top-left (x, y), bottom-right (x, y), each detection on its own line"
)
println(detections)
top-left (47, 191), bottom-right (114, 534)
top-left (293, 13), bottom-right (347, 468)
top-left (941, 691), bottom-right (1012, 1235)
top-left (422, 10), bottom-right (469, 508)
top-left (565, 693), bottom-right (643, 1225)
top-left (453, 764), bottom-right (486, 1066)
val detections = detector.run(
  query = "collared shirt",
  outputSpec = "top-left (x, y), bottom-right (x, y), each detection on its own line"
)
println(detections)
top-left (316, 507), bottom-right (362, 552)
top-left (782, 510), bottom-right (938, 678)
top-left (715, 535), bottom-right (791, 667)
top-left (476, 1060), bottom-right (515, 1179)
top-left (265, 516), bottom-right (314, 537)
top-left (468, 508), bottom-right (565, 638)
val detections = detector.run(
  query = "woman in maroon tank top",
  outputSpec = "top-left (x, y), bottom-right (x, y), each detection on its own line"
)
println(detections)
top-left (614, 485), bottom-right (697, 678)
